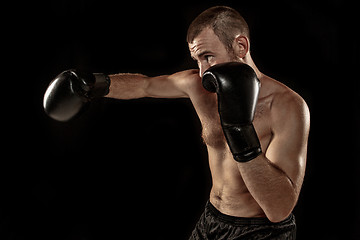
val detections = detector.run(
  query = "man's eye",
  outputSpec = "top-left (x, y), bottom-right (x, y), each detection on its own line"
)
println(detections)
top-left (205, 55), bottom-right (214, 62)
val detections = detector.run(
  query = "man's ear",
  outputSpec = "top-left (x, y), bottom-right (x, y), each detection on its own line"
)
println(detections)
top-left (232, 35), bottom-right (249, 59)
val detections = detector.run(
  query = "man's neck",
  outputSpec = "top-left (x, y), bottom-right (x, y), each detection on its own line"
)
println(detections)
top-left (242, 54), bottom-right (263, 80)
top-left (242, 53), bottom-right (271, 99)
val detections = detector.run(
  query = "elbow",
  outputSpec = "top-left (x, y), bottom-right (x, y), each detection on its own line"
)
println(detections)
top-left (265, 194), bottom-right (297, 223)
top-left (267, 208), bottom-right (293, 223)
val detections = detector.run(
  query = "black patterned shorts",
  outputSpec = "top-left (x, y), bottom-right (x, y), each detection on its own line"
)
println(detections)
top-left (189, 201), bottom-right (296, 240)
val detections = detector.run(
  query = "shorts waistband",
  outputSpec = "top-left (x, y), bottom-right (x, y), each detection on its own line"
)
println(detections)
top-left (206, 201), bottom-right (293, 226)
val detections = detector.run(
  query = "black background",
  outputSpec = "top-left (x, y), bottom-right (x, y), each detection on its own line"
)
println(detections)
top-left (2, 0), bottom-right (359, 239)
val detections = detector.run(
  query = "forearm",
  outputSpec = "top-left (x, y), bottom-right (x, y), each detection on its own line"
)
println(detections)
top-left (105, 71), bottom-right (190, 99)
top-left (237, 153), bottom-right (297, 222)
top-left (106, 73), bottom-right (149, 100)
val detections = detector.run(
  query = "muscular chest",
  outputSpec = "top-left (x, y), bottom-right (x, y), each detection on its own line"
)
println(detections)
top-left (253, 99), bottom-right (273, 150)
top-left (193, 93), bottom-right (273, 151)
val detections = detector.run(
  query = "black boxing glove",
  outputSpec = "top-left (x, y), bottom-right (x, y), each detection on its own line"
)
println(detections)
top-left (202, 62), bottom-right (262, 162)
top-left (43, 70), bottom-right (110, 122)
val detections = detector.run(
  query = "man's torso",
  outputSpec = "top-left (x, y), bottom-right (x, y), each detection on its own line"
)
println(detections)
top-left (186, 72), bottom-right (291, 218)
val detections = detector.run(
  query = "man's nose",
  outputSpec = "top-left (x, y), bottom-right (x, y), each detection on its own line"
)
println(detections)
top-left (199, 69), bottom-right (204, 78)
top-left (199, 64), bottom-right (210, 78)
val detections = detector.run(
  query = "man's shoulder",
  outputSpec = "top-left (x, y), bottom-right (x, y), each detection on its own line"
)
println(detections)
top-left (263, 76), bottom-right (309, 124)
top-left (171, 69), bottom-right (200, 81)
top-left (170, 69), bottom-right (205, 95)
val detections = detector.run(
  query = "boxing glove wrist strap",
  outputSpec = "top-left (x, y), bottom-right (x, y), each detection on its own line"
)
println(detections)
top-left (222, 123), bottom-right (262, 162)
top-left (93, 73), bottom-right (111, 97)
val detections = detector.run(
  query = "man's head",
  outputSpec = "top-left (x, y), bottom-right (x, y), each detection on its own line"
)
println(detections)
top-left (187, 6), bottom-right (251, 76)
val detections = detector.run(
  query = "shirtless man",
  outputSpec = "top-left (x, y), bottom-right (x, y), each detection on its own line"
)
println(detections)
top-left (44, 6), bottom-right (310, 239)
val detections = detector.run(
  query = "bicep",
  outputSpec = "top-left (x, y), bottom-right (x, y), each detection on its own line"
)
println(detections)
top-left (265, 96), bottom-right (310, 191)
top-left (145, 75), bottom-right (188, 98)
top-left (145, 70), bottom-right (200, 99)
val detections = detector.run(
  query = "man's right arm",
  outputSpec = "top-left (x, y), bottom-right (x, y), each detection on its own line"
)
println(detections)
top-left (106, 69), bottom-right (200, 100)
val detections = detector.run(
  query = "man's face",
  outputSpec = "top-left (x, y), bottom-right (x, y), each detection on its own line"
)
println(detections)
top-left (188, 27), bottom-right (237, 77)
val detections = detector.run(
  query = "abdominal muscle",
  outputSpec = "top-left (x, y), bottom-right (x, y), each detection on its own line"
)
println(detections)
top-left (206, 145), bottom-right (266, 218)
